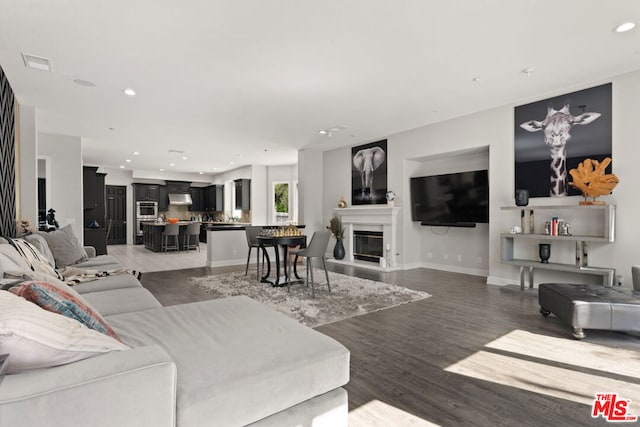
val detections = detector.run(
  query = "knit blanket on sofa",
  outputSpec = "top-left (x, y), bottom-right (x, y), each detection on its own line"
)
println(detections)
top-left (7, 238), bottom-right (141, 285)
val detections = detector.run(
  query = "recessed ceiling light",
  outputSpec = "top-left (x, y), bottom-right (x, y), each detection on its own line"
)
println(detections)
top-left (169, 163), bottom-right (175, 167)
top-left (229, 161), bottom-right (235, 165)
top-left (213, 168), bottom-right (217, 171)
top-left (198, 171), bottom-right (204, 175)
top-left (181, 156), bottom-right (188, 160)
top-left (160, 168), bottom-right (165, 172)
top-left (123, 88), bottom-right (136, 96)
top-left (73, 78), bottom-right (96, 87)
top-left (119, 165), bottom-right (125, 169)
top-left (614, 22), bottom-right (635, 33)
top-left (21, 53), bottom-right (52, 72)
top-left (125, 159), bottom-right (132, 163)
top-left (318, 130), bottom-right (328, 135)
top-left (132, 151), bottom-right (140, 155)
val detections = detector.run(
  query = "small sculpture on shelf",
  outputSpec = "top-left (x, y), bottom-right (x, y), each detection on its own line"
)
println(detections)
top-left (569, 157), bottom-right (619, 205)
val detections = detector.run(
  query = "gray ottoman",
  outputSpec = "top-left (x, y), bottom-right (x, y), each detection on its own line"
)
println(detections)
top-left (538, 283), bottom-right (640, 339)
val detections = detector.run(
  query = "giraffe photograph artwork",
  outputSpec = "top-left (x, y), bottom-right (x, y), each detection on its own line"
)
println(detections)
top-left (514, 83), bottom-right (612, 198)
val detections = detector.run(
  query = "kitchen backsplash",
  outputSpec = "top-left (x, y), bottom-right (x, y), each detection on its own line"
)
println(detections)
top-left (162, 205), bottom-right (250, 223)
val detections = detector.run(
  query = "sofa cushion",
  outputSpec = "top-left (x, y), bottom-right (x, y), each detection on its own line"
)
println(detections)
top-left (73, 273), bottom-right (143, 294)
top-left (0, 290), bottom-right (129, 374)
top-left (36, 225), bottom-right (88, 268)
top-left (84, 287), bottom-right (161, 316)
top-left (9, 281), bottom-right (122, 341)
top-left (23, 234), bottom-right (56, 268)
top-left (108, 296), bottom-right (350, 426)
top-left (74, 255), bottom-right (123, 270)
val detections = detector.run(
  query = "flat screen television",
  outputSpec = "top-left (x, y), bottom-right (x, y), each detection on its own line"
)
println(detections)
top-left (410, 170), bottom-right (489, 226)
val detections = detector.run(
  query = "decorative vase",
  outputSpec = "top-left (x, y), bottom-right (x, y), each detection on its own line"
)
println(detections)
top-left (538, 243), bottom-right (551, 264)
top-left (333, 239), bottom-right (345, 260)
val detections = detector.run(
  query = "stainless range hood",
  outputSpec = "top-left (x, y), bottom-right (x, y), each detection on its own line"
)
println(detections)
top-left (168, 193), bottom-right (193, 205)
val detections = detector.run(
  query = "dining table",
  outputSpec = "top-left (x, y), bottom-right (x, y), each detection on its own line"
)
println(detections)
top-left (256, 234), bottom-right (307, 287)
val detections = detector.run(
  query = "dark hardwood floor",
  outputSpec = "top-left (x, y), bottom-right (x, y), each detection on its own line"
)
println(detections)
top-left (141, 264), bottom-right (640, 426)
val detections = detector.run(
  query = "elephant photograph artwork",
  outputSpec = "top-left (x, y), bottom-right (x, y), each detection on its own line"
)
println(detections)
top-left (352, 140), bottom-right (387, 205)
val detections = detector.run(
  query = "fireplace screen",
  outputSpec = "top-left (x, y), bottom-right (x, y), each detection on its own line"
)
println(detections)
top-left (353, 230), bottom-right (383, 263)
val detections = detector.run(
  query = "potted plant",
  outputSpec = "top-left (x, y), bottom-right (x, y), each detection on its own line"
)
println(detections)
top-left (327, 215), bottom-right (345, 260)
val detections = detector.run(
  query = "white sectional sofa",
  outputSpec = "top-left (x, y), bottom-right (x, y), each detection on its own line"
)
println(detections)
top-left (0, 233), bottom-right (350, 426)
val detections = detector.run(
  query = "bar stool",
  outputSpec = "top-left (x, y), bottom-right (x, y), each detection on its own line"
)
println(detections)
top-left (183, 223), bottom-right (201, 252)
top-left (161, 223), bottom-right (180, 252)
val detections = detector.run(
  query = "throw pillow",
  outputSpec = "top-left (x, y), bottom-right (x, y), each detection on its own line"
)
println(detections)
top-left (9, 281), bottom-right (122, 341)
top-left (36, 225), bottom-right (88, 268)
top-left (23, 233), bottom-right (56, 268)
top-left (0, 290), bottom-right (129, 374)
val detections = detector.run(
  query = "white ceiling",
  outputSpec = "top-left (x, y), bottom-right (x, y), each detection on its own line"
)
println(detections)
top-left (1, 1), bottom-right (639, 174)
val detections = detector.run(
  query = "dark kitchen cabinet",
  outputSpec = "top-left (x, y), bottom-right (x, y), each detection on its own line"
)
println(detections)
top-left (199, 223), bottom-right (208, 243)
top-left (83, 166), bottom-right (99, 209)
top-left (134, 184), bottom-right (158, 202)
top-left (234, 179), bottom-right (251, 210)
top-left (158, 186), bottom-right (168, 211)
top-left (166, 181), bottom-right (191, 194)
top-left (189, 187), bottom-right (204, 211)
top-left (83, 166), bottom-right (107, 255)
top-left (204, 185), bottom-right (224, 211)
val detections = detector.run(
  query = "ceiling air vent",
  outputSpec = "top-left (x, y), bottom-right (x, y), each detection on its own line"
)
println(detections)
top-left (21, 53), bottom-right (53, 72)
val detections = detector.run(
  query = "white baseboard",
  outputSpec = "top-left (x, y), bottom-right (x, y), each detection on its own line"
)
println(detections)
top-left (486, 276), bottom-right (518, 287)
top-left (418, 262), bottom-right (488, 277)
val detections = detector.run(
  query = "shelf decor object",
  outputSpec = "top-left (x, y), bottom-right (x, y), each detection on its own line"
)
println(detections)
top-left (538, 243), bottom-right (551, 263)
top-left (568, 157), bottom-right (619, 205)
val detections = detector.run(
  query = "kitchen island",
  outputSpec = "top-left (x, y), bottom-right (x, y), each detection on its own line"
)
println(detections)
top-left (142, 221), bottom-right (200, 252)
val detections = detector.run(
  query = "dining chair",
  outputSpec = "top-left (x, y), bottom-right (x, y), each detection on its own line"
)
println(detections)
top-left (287, 230), bottom-right (331, 297)
top-left (161, 223), bottom-right (180, 252)
top-left (245, 226), bottom-right (267, 280)
top-left (183, 222), bottom-right (201, 252)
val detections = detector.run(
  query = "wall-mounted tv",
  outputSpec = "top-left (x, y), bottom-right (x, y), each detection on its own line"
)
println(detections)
top-left (410, 170), bottom-right (489, 226)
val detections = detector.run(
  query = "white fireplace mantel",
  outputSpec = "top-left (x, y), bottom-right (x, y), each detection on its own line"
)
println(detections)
top-left (332, 206), bottom-right (400, 269)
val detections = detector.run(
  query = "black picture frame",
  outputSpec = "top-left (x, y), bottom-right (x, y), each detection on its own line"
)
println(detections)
top-left (352, 139), bottom-right (387, 205)
top-left (514, 83), bottom-right (612, 198)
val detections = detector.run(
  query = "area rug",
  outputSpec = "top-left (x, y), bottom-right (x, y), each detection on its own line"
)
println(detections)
top-left (189, 270), bottom-right (431, 327)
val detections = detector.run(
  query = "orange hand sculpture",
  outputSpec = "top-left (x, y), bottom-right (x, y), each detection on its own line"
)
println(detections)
top-left (569, 157), bottom-right (619, 200)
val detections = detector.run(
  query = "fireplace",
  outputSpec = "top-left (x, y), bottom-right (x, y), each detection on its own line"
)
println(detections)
top-left (354, 230), bottom-right (383, 263)
top-left (332, 206), bottom-right (400, 270)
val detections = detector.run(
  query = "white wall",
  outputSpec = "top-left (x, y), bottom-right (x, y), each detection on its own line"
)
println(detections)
top-left (251, 165), bottom-right (268, 225)
top-left (298, 148), bottom-right (325, 236)
top-left (17, 105), bottom-right (37, 226)
top-left (103, 168), bottom-right (135, 245)
top-left (38, 133), bottom-right (83, 243)
top-left (313, 69), bottom-right (640, 287)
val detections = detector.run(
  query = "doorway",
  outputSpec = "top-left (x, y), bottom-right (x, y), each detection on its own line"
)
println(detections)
top-left (106, 185), bottom-right (127, 244)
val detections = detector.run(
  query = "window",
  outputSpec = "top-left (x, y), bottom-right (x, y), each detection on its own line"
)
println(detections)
top-left (273, 182), bottom-right (289, 224)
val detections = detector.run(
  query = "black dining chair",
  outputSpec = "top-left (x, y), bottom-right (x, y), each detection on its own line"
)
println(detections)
top-left (287, 230), bottom-right (331, 297)
top-left (244, 226), bottom-right (271, 280)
